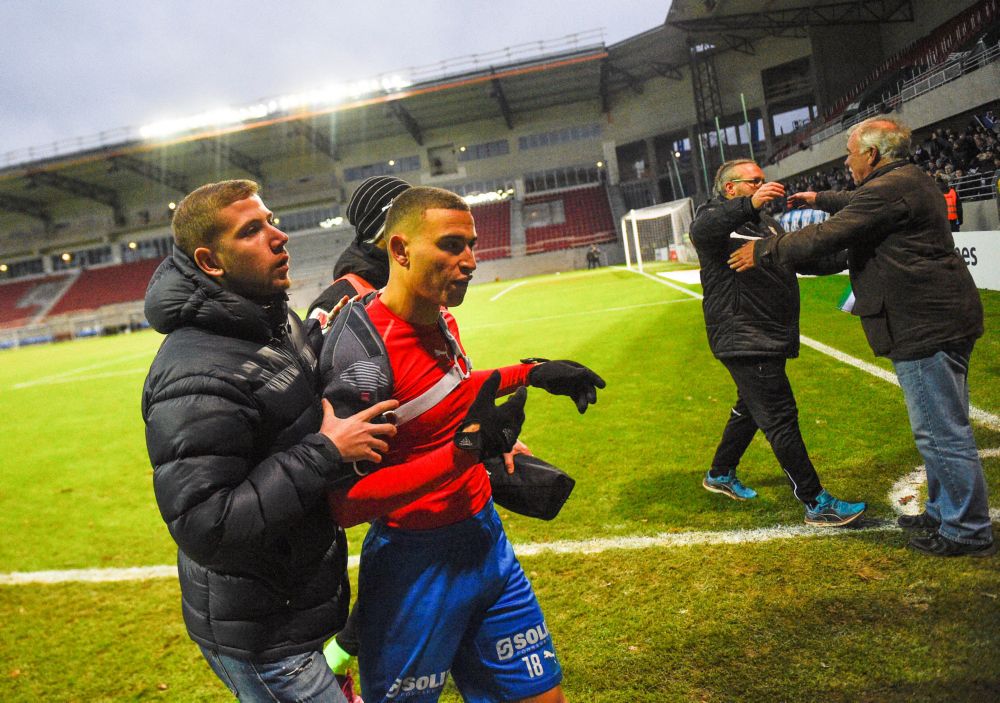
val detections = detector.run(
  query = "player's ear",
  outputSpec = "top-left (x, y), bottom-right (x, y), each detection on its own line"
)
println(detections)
top-left (388, 233), bottom-right (409, 268)
top-left (193, 246), bottom-right (224, 279)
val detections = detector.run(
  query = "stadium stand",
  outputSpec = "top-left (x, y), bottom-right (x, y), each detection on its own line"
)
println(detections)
top-left (469, 201), bottom-right (511, 261)
top-left (524, 185), bottom-right (616, 254)
top-left (1, 0), bottom-right (997, 347)
top-left (770, 0), bottom-right (999, 163)
top-left (45, 258), bottom-right (162, 317)
top-left (0, 274), bottom-right (71, 328)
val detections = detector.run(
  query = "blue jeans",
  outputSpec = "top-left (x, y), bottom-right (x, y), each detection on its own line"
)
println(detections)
top-left (199, 646), bottom-right (348, 702)
top-left (893, 347), bottom-right (993, 546)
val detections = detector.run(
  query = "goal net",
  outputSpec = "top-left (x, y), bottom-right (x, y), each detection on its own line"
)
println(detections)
top-left (620, 197), bottom-right (696, 272)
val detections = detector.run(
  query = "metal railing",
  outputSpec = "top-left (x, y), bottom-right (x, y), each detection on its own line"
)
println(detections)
top-left (952, 168), bottom-right (999, 201)
top-left (773, 40), bottom-right (1000, 162)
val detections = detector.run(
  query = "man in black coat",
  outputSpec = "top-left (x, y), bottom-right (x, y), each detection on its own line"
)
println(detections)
top-left (142, 179), bottom-right (398, 700)
top-left (691, 159), bottom-right (866, 526)
top-left (730, 117), bottom-right (992, 557)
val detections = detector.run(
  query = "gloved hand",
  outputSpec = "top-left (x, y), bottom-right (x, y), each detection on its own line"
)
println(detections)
top-left (526, 359), bottom-right (605, 414)
top-left (454, 371), bottom-right (527, 460)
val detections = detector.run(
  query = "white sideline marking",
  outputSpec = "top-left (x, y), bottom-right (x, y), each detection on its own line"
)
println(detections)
top-left (514, 523), bottom-right (897, 557)
top-left (490, 280), bottom-right (531, 301)
top-left (658, 269), bottom-right (703, 285)
top-left (0, 526), bottom-right (891, 586)
top-left (13, 350), bottom-right (152, 390)
top-left (12, 368), bottom-right (148, 390)
top-left (625, 266), bottom-right (1000, 432)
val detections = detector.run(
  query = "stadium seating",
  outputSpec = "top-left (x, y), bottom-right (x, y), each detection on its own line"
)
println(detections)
top-left (469, 201), bottom-right (511, 261)
top-left (524, 185), bottom-right (616, 254)
top-left (0, 274), bottom-right (71, 328)
top-left (46, 258), bottom-right (162, 317)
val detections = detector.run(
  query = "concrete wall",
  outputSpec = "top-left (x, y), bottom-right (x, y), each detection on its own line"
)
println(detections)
top-left (766, 61), bottom-right (1000, 180)
top-left (964, 199), bottom-right (1000, 231)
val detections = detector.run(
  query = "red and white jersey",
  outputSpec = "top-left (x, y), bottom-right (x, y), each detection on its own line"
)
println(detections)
top-left (328, 294), bottom-right (531, 530)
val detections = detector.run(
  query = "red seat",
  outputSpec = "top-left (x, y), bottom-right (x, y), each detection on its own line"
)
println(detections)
top-left (47, 258), bottom-right (162, 316)
top-left (524, 185), bottom-right (616, 254)
top-left (0, 274), bottom-right (70, 328)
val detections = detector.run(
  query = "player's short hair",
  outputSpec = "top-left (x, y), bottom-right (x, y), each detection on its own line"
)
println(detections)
top-left (850, 117), bottom-right (912, 161)
top-left (714, 159), bottom-right (759, 195)
top-left (383, 186), bottom-right (470, 240)
top-left (172, 179), bottom-right (259, 256)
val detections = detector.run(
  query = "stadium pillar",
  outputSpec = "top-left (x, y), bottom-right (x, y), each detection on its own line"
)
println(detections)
top-left (688, 126), bottom-right (708, 202)
top-left (644, 138), bottom-right (664, 205)
top-left (602, 141), bottom-right (620, 186)
top-left (510, 179), bottom-right (527, 257)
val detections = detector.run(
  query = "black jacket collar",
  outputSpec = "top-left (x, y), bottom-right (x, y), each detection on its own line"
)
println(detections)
top-left (144, 246), bottom-right (288, 342)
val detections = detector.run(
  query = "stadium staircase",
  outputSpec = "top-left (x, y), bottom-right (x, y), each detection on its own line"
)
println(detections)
top-left (0, 273), bottom-right (73, 329)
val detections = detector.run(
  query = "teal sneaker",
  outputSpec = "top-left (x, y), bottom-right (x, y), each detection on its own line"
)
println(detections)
top-left (804, 489), bottom-right (866, 526)
top-left (702, 470), bottom-right (757, 501)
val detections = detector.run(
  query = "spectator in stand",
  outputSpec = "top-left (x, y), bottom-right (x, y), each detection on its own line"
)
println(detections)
top-left (938, 176), bottom-right (963, 231)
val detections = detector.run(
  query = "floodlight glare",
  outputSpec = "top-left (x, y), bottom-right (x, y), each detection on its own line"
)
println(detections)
top-left (139, 74), bottom-right (412, 140)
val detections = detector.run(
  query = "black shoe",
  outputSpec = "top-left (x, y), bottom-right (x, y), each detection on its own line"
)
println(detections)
top-left (908, 532), bottom-right (996, 558)
top-left (897, 512), bottom-right (941, 530)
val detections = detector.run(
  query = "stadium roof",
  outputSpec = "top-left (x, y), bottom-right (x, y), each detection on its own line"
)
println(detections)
top-left (0, 23), bottom-right (703, 228)
top-left (0, 2), bottom-right (923, 230)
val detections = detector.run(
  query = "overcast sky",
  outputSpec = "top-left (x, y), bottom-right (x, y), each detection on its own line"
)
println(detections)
top-left (0, 1), bottom-right (670, 158)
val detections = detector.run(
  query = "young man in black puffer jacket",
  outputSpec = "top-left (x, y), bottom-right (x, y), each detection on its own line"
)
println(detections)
top-left (142, 179), bottom-right (398, 701)
top-left (691, 159), bottom-right (866, 527)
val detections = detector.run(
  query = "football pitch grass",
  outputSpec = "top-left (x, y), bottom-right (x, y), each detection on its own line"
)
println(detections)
top-left (1, 263), bottom-right (998, 701)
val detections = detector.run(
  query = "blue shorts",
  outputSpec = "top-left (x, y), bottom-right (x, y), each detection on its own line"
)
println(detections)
top-left (356, 500), bottom-right (562, 702)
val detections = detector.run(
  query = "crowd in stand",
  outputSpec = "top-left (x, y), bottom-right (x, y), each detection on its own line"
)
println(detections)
top-left (765, 112), bottom-right (1000, 217)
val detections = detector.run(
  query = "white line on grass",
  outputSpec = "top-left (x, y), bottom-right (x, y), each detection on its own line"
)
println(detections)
top-left (13, 350), bottom-right (153, 390)
top-left (625, 266), bottom-right (1000, 432)
top-left (489, 280), bottom-right (531, 301)
top-left (12, 368), bottom-right (148, 390)
top-left (0, 524), bottom-right (895, 585)
top-left (889, 448), bottom-right (1000, 520)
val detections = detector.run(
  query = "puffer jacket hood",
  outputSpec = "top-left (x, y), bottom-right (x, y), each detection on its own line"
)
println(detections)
top-left (145, 247), bottom-right (287, 342)
top-left (332, 240), bottom-right (389, 288)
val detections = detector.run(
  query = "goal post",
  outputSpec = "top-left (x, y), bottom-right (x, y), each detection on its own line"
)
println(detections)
top-left (620, 197), bottom-right (696, 272)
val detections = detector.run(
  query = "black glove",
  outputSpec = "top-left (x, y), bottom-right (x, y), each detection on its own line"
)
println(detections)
top-left (454, 371), bottom-right (527, 460)
top-left (527, 359), bottom-right (605, 414)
